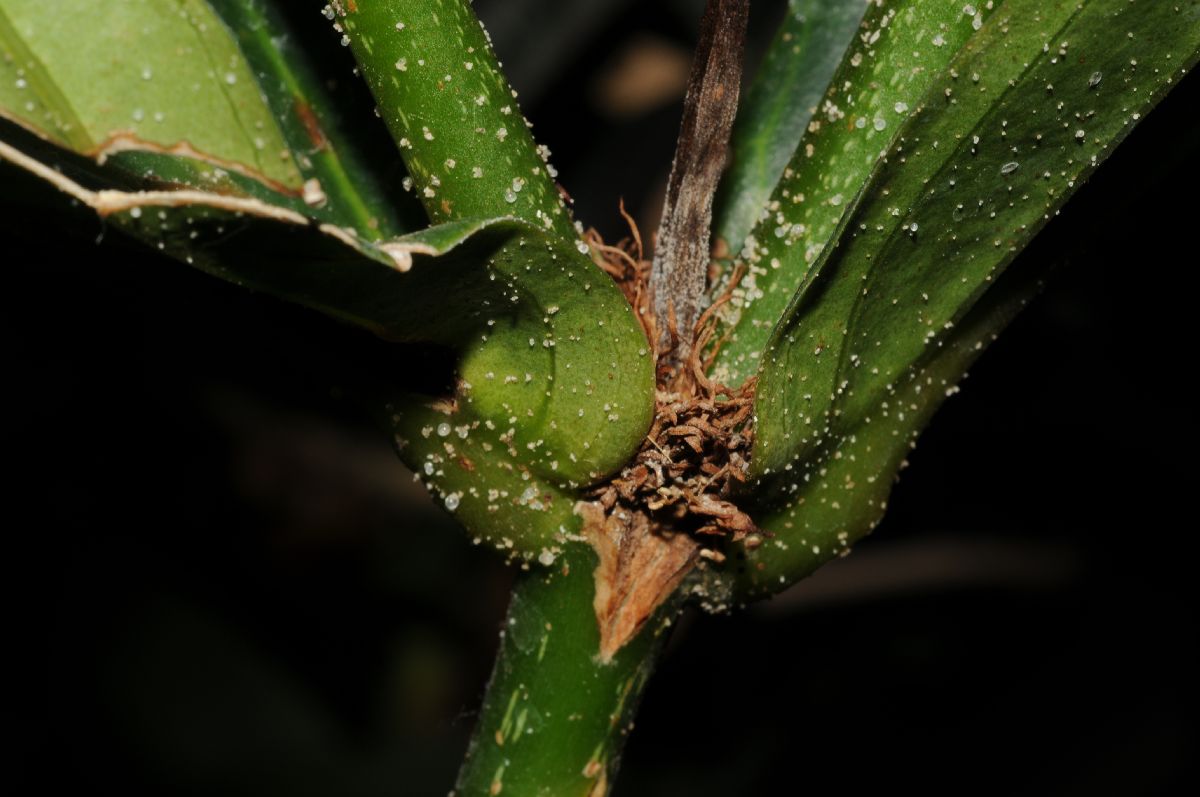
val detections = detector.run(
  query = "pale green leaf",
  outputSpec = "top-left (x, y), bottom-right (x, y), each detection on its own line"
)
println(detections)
top-left (0, 0), bottom-right (411, 235)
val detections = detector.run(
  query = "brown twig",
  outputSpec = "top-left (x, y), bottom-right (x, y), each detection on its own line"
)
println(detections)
top-left (650, 0), bottom-right (749, 370)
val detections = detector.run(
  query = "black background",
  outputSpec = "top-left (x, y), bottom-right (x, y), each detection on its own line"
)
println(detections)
top-left (7, 1), bottom-right (1197, 794)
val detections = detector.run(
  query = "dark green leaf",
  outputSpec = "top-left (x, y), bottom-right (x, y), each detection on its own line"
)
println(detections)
top-left (727, 231), bottom-right (1046, 600)
top-left (1, 113), bottom-right (654, 559)
top-left (713, 0), bottom-right (869, 256)
top-left (726, 0), bottom-right (1200, 597)
top-left (711, 0), bottom-right (1004, 384)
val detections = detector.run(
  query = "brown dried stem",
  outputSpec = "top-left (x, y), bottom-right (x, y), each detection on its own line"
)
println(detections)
top-left (650, 0), bottom-right (749, 370)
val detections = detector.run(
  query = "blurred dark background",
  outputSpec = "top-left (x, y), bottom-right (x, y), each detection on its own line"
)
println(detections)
top-left (6, 1), bottom-right (1197, 794)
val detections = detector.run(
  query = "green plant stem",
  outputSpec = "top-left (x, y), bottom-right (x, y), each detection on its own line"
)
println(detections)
top-left (336, 0), bottom-right (574, 239)
top-left (454, 544), bottom-right (674, 797)
top-left (335, 6), bottom-right (669, 794)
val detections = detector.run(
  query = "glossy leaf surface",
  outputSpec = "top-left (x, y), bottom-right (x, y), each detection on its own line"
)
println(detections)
top-left (0, 0), bottom-right (407, 235)
top-left (714, 0), bottom-right (869, 256)
top-left (731, 0), bottom-right (1200, 597)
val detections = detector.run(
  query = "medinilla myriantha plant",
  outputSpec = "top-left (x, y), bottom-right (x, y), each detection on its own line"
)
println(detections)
top-left (2, 0), bottom-right (1196, 794)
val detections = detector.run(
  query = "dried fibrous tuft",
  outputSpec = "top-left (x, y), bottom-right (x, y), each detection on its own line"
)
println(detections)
top-left (579, 211), bottom-right (759, 661)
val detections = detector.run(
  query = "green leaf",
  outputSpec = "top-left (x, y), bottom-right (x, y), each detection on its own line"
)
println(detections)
top-left (711, 0), bottom-right (1005, 385)
top-left (1, 116), bottom-right (654, 560)
top-left (728, 0), bottom-right (1200, 597)
top-left (0, 0), bottom-right (408, 236)
top-left (0, 0), bottom-right (656, 565)
top-left (713, 0), bottom-right (869, 256)
top-left (0, 112), bottom-right (414, 311)
top-left (729, 233), bottom-right (1046, 600)
top-left (203, 0), bottom-right (420, 237)
top-left (0, 0), bottom-right (297, 182)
